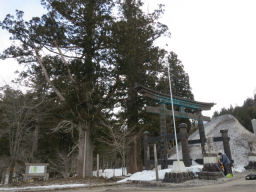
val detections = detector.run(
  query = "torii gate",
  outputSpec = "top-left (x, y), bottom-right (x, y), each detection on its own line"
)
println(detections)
top-left (135, 84), bottom-right (215, 168)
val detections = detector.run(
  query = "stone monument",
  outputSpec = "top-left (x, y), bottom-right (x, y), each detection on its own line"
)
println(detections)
top-left (245, 119), bottom-right (256, 170)
top-left (198, 137), bottom-right (224, 180)
top-left (245, 141), bottom-right (256, 170)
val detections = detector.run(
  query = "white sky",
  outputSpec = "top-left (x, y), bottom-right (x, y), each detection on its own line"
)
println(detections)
top-left (1, 0), bottom-right (256, 116)
top-left (0, 0), bottom-right (46, 89)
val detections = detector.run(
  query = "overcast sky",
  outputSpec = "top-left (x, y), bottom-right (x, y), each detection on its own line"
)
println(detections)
top-left (1, 0), bottom-right (256, 117)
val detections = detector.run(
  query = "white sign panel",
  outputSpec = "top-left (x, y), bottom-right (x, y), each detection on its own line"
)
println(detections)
top-left (28, 166), bottom-right (45, 174)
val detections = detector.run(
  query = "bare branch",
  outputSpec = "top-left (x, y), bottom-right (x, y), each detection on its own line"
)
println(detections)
top-left (53, 40), bottom-right (77, 84)
top-left (43, 45), bottom-right (81, 59)
top-left (34, 48), bottom-right (65, 102)
top-left (23, 95), bottom-right (46, 110)
top-left (52, 120), bottom-right (76, 136)
top-left (67, 144), bottom-right (78, 157)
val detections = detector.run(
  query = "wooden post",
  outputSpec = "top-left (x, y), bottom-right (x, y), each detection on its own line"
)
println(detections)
top-left (179, 123), bottom-right (191, 167)
top-left (97, 154), bottom-right (99, 177)
top-left (153, 144), bottom-right (159, 181)
top-left (143, 131), bottom-right (150, 170)
top-left (83, 131), bottom-right (87, 178)
top-left (220, 130), bottom-right (232, 162)
top-left (147, 146), bottom-right (150, 168)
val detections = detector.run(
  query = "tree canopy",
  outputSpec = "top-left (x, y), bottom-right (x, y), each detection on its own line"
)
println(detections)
top-left (214, 96), bottom-right (256, 132)
top-left (0, 0), bottom-right (195, 180)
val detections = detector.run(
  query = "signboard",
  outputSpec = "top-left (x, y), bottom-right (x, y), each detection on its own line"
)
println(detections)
top-left (28, 166), bottom-right (45, 174)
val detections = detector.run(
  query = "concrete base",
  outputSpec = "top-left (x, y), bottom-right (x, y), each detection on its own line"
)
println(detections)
top-left (198, 163), bottom-right (224, 180)
top-left (245, 154), bottom-right (256, 170)
top-left (202, 163), bottom-right (222, 172)
top-left (198, 171), bottom-right (223, 180)
top-left (245, 161), bottom-right (256, 170)
top-left (163, 172), bottom-right (194, 183)
top-left (163, 161), bottom-right (194, 183)
top-left (172, 161), bottom-right (187, 173)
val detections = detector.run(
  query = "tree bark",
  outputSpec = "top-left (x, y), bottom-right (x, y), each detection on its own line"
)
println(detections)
top-left (127, 85), bottom-right (143, 173)
top-left (77, 123), bottom-right (93, 177)
top-left (127, 135), bottom-right (143, 173)
top-left (127, 137), bottom-right (137, 174)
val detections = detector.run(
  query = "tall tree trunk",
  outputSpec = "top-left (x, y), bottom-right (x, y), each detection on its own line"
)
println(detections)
top-left (136, 137), bottom-right (143, 170)
top-left (77, 122), bottom-right (93, 177)
top-left (127, 139), bottom-right (137, 174)
top-left (127, 86), bottom-right (142, 173)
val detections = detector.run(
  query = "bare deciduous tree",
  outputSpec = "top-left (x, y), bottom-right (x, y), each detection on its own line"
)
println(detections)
top-left (99, 120), bottom-right (136, 176)
top-left (0, 86), bottom-right (44, 183)
top-left (48, 152), bottom-right (76, 178)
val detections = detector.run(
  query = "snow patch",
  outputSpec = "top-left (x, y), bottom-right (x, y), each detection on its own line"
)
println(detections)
top-left (118, 165), bottom-right (203, 183)
top-left (93, 168), bottom-right (127, 178)
top-left (233, 166), bottom-right (246, 173)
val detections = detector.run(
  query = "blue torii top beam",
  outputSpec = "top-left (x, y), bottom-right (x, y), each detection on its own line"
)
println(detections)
top-left (135, 83), bottom-right (215, 112)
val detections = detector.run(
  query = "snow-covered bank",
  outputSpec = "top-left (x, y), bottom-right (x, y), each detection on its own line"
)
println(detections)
top-left (118, 165), bottom-right (203, 183)
top-left (0, 184), bottom-right (88, 191)
top-left (117, 164), bottom-right (246, 183)
top-left (170, 115), bottom-right (255, 169)
top-left (93, 168), bottom-right (127, 178)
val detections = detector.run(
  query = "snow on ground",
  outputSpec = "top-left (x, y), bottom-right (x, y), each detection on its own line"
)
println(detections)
top-left (0, 184), bottom-right (88, 191)
top-left (117, 163), bottom-right (244, 183)
top-left (118, 165), bottom-right (203, 183)
top-left (94, 115), bottom-right (250, 182)
top-left (93, 168), bottom-right (127, 178)
top-left (233, 166), bottom-right (245, 173)
top-left (170, 115), bottom-right (255, 169)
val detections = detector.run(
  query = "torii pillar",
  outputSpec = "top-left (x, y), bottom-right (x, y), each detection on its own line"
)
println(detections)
top-left (197, 111), bottom-right (206, 154)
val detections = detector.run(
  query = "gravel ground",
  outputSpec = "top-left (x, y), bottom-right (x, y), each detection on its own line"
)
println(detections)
top-left (48, 171), bottom-right (256, 192)
top-left (2, 171), bottom-right (256, 192)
